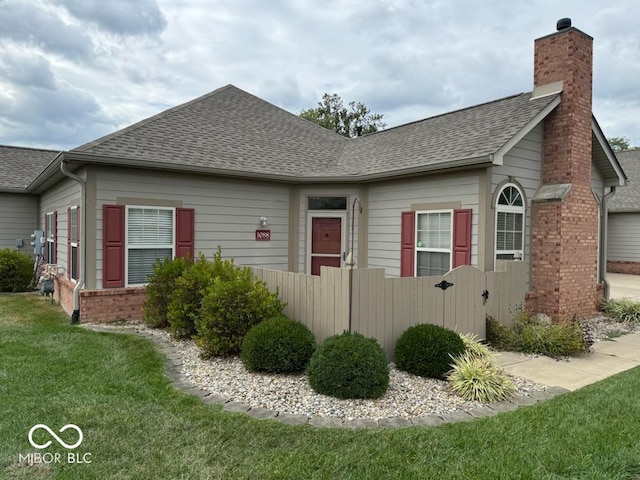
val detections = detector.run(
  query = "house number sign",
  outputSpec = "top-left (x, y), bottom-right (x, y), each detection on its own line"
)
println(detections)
top-left (255, 229), bottom-right (271, 241)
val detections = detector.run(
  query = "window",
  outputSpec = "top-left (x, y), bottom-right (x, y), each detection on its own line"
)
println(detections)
top-left (495, 184), bottom-right (524, 261)
top-left (70, 207), bottom-right (79, 281)
top-left (45, 212), bottom-right (56, 263)
top-left (416, 211), bottom-right (452, 276)
top-left (126, 207), bottom-right (174, 285)
top-left (308, 197), bottom-right (347, 210)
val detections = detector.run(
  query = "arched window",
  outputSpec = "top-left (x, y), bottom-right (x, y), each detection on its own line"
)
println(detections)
top-left (495, 184), bottom-right (524, 261)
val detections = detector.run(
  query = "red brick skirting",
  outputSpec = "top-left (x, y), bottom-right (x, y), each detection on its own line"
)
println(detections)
top-left (53, 276), bottom-right (146, 322)
top-left (607, 261), bottom-right (640, 276)
top-left (80, 287), bottom-right (146, 323)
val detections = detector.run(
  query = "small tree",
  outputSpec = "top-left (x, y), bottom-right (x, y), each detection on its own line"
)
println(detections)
top-left (608, 136), bottom-right (631, 151)
top-left (300, 93), bottom-right (385, 138)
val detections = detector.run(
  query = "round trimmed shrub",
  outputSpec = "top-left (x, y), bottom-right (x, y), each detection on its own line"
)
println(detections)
top-left (395, 323), bottom-right (465, 379)
top-left (307, 332), bottom-right (389, 399)
top-left (240, 315), bottom-right (316, 373)
top-left (0, 249), bottom-right (33, 292)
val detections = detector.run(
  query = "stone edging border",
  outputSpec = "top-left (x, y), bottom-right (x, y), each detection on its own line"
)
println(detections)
top-left (81, 324), bottom-right (570, 428)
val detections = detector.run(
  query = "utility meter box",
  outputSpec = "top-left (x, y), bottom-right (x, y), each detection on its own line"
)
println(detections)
top-left (31, 230), bottom-right (45, 256)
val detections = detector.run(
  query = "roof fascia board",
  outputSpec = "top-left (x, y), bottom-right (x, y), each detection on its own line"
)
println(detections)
top-left (592, 117), bottom-right (627, 187)
top-left (492, 95), bottom-right (561, 166)
top-left (50, 151), bottom-right (493, 184)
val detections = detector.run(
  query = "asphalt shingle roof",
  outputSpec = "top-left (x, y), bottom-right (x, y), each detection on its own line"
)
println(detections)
top-left (72, 85), bottom-right (559, 180)
top-left (609, 149), bottom-right (640, 212)
top-left (73, 85), bottom-right (348, 178)
top-left (339, 92), bottom-right (558, 177)
top-left (0, 146), bottom-right (59, 191)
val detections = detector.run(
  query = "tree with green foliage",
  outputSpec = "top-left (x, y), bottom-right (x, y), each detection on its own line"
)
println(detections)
top-left (299, 93), bottom-right (386, 137)
top-left (608, 136), bottom-right (631, 151)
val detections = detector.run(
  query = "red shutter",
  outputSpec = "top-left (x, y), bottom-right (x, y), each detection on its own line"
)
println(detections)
top-left (43, 214), bottom-right (48, 263)
top-left (175, 208), bottom-right (195, 259)
top-left (53, 211), bottom-right (58, 264)
top-left (67, 207), bottom-right (71, 279)
top-left (103, 205), bottom-right (125, 288)
top-left (400, 211), bottom-right (415, 277)
top-left (452, 209), bottom-right (472, 268)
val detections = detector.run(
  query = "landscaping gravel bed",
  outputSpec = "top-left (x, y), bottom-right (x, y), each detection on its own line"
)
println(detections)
top-left (92, 322), bottom-right (548, 420)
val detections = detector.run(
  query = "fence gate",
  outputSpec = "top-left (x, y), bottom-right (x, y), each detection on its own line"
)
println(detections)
top-left (435, 266), bottom-right (487, 338)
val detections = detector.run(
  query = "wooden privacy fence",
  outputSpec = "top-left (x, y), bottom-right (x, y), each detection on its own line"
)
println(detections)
top-left (251, 261), bottom-right (527, 358)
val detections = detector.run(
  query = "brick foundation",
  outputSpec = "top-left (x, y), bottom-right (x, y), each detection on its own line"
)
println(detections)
top-left (53, 276), bottom-right (146, 323)
top-left (607, 261), bottom-right (640, 276)
top-left (53, 275), bottom-right (76, 316)
top-left (79, 287), bottom-right (146, 323)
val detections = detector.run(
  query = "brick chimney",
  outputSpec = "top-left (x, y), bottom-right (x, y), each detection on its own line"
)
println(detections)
top-left (529, 19), bottom-right (602, 320)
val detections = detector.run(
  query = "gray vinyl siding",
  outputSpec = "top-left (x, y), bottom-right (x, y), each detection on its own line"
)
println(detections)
top-left (39, 176), bottom-right (82, 273)
top-left (367, 172), bottom-right (480, 277)
top-left (591, 162), bottom-right (604, 198)
top-left (0, 193), bottom-right (38, 252)
top-left (95, 169), bottom-right (289, 289)
top-left (491, 124), bottom-right (542, 282)
top-left (608, 213), bottom-right (640, 262)
top-left (297, 186), bottom-right (360, 274)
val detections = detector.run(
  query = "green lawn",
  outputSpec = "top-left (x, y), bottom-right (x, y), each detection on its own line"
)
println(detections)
top-left (2, 295), bottom-right (640, 479)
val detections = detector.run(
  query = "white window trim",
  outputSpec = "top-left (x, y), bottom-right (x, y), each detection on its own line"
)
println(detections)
top-left (494, 184), bottom-right (525, 262)
top-left (45, 212), bottom-right (55, 263)
top-left (70, 206), bottom-right (78, 283)
top-left (125, 206), bottom-right (175, 287)
top-left (415, 209), bottom-right (453, 277)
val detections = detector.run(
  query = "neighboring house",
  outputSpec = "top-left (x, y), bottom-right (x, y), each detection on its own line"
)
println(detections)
top-left (0, 146), bottom-right (58, 251)
top-left (0, 19), bottom-right (626, 322)
top-left (607, 149), bottom-right (640, 274)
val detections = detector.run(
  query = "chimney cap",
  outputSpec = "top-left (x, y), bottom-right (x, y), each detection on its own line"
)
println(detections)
top-left (557, 18), bottom-right (572, 31)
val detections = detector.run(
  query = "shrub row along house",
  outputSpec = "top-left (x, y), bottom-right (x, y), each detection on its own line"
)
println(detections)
top-left (0, 20), bottom-right (628, 323)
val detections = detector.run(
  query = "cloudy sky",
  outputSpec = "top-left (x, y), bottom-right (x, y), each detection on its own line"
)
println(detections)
top-left (1, 0), bottom-right (639, 151)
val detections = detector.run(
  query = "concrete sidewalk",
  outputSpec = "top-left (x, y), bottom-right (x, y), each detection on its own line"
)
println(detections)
top-left (496, 333), bottom-right (640, 391)
top-left (608, 273), bottom-right (640, 301)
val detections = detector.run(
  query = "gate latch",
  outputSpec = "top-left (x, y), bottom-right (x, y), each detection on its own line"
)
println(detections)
top-left (482, 289), bottom-right (489, 305)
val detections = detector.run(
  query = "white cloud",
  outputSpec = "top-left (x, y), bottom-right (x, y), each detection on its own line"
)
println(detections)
top-left (0, 0), bottom-right (639, 149)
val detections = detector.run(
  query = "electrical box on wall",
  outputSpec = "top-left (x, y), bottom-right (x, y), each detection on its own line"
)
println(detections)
top-left (31, 230), bottom-right (44, 256)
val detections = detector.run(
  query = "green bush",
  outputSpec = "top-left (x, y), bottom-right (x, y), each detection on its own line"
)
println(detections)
top-left (600, 298), bottom-right (640, 323)
top-left (240, 315), bottom-right (316, 373)
top-left (487, 312), bottom-right (586, 357)
top-left (195, 267), bottom-right (284, 357)
top-left (307, 332), bottom-right (389, 399)
top-left (447, 352), bottom-right (515, 402)
top-left (167, 249), bottom-right (238, 339)
top-left (395, 324), bottom-right (465, 379)
top-left (143, 256), bottom-right (191, 328)
top-left (0, 249), bottom-right (33, 292)
top-left (486, 317), bottom-right (519, 351)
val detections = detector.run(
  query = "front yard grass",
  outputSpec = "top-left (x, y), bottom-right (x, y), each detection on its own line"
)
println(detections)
top-left (2, 294), bottom-right (640, 479)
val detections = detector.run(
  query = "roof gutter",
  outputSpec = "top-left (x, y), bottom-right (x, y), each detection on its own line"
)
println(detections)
top-left (60, 158), bottom-right (85, 324)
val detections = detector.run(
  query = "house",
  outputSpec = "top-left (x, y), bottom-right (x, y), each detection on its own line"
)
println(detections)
top-left (0, 146), bottom-right (58, 252)
top-left (607, 149), bottom-right (640, 274)
top-left (0, 19), bottom-right (626, 323)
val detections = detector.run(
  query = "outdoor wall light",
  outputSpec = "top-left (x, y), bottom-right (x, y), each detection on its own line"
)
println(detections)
top-left (259, 216), bottom-right (268, 227)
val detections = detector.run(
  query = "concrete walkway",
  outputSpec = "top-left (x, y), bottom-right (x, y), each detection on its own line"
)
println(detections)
top-left (496, 333), bottom-right (640, 391)
top-left (608, 273), bottom-right (640, 301)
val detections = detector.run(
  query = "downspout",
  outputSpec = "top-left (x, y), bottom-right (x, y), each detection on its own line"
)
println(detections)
top-left (60, 159), bottom-right (86, 324)
top-left (600, 186), bottom-right (616, 299)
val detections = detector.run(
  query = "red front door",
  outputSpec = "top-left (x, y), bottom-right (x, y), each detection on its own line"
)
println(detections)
top-left (311, 217), bottom-right (342, 275)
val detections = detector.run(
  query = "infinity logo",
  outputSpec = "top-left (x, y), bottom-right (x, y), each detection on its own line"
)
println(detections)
top-left (28, 424), bottom-right (83, 450)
